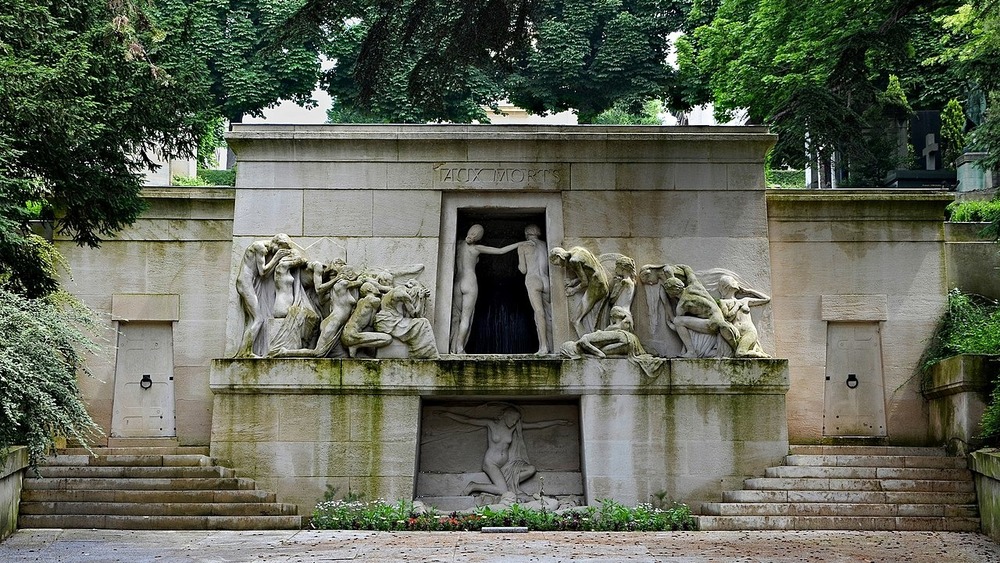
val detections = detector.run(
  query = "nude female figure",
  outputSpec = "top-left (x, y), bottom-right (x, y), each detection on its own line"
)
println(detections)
top-left (271, 264), bottom-right (366, 357)
top-left (516, 225), bottom-right (552, 354)
top-left (608, 255), bottom-right (637, 311)
top-left (235, 235), bottom-right (290, 357)
top-left (271, 246), bottom-right (307, 319)
top-left (440, 406), bottom-right (571, 496)
top-left (718, 275), bottom-right (771, 358)
top-left (449, 224), bottom-right (521, 354)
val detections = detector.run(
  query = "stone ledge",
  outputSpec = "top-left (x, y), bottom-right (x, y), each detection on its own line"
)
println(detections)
top-left (227, 124), bottom-right (775, 143)
top-left (922, 355), bottom-right (997, 400)
top-left (209, 357), bottom-right (789, 396)
top-left (1, 446), bottom-right (28, 481)
top-left (972, 449), bottom-right (1000, 480)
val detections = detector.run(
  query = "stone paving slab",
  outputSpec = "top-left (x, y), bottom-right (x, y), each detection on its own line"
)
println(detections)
top-left (0, 529), bottom-right (998, 562)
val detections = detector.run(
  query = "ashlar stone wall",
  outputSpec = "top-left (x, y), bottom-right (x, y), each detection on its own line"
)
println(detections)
top-left (56, 187), bottom-right (234, 444)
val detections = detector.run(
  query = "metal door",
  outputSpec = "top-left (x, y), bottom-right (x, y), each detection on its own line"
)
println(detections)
top-left (823, 322), bottom-right (887, 437)
top-left (111, 322), bottom-right (176, 437)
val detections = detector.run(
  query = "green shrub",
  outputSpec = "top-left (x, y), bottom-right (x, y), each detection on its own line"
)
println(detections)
top-left (171, 174), bottom-right (210, 187)
top-left (197, 168), bottom-right (236, 187)
top-left (765, 168), bottom-right (805, 189)
top-left (981, 384), bottom-right (1000, 445)
top-left (920, 289), bottom-right (1000, 445)
top-left (310, 497), bottom-right (696, 531)
top-left (920, 289), bottom-right (1000, 372)
top-left (0, 289), bottom-right (103, 467)
top-left (945, 198), bottom-right (1000, 223)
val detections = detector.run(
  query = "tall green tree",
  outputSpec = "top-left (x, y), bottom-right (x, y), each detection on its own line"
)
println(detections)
top-left (0, 0), bottom-right (210, 296)
top-left (320, 0), bottom-right (687, 123)
top-left (150, 0), bottom-right (326, 125)
top-left (692, 0), bottom-right (962, 183)
top-left (934, 1), bottom-right (1000, 169)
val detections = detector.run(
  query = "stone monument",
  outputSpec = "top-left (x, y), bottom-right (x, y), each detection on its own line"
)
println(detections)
top-left (212, 125), bottom-right (789, 513)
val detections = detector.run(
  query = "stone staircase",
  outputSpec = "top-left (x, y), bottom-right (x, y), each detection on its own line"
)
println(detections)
top-left (698, 445), bottom-right (981, 531)
top-left (18, 445), bottom-right (302, 530)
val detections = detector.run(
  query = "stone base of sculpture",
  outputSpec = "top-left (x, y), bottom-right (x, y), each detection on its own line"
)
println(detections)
top-left (210, 356), bottom-right (789, 514)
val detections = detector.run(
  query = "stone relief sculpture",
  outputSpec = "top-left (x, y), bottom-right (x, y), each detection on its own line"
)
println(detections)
top-left (439, 404), bottom-right (572, 497)
top-left (636, 263), bottom-right (773, 358)
top-left (232, 234), bottom-right (436, 359)
top-left (661, 264), bottom-right (739, 358)
top-left (548, 246), bottom-right (609, 338)
top-left (267, 243), bottom-right (320, 356)
top-left (233, 235), bottom-right (772, 362)
top-left (376, 280), bottom-right (439, 359)
top-left (607, 255), bottom-right (637, 313)
top-left (560, 306), bottom-right (645, 360)
top-left (516, 224), bottom-right (553, 355)
top-left (449, 225), bottom-right (522, 354)
top-left (718, 275), bottom-right (771, 358)
top-left (638, 264), bottom-right (674, 348)
top-left (560, 306), bottom-right (666, 377)
top-left (235, 235), bottom-right (289, 357)
top-left (341, 281), bottom-right (394, 356)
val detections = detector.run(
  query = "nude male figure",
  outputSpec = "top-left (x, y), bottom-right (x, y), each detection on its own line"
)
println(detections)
top-left (516, 224), bottom-right (552, 354)
top-left (548, 246), bottom-right (609, 338)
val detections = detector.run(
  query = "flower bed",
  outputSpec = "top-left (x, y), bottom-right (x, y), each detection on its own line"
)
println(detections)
top-left (311, 498), bottom-right (696, 532)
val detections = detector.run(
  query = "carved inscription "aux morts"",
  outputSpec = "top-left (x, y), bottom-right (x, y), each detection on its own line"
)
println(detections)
top-left (434, 163), bottom-right (564, 189)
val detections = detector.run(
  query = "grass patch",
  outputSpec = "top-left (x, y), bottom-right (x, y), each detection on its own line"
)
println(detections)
top-left (310, 498), bottom-right (696, 532)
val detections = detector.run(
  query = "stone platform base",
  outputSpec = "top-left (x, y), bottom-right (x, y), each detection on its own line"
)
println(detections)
top-left (209, 357), bottom-right (789, 513)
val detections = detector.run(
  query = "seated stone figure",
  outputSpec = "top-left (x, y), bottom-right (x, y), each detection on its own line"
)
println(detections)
top-left (560, 306), bottom-right (646, 359)
top-left (718, 275), bottom-right (771, 358)
top-left (375, 280), bottom-right (439, 359)
top-left (662, 265), bottom-right (739, 358)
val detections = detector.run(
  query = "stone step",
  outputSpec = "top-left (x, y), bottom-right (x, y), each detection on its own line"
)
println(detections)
top-left (697, 515), bottom-right (981, 532)
top-left (20, 501), bottom-right (298, 517)
top-left (58, 447), bottom-right (211, 456)
top-left (763, 466), bottom-right (971, 480)
top-left (106, 438), bottom-right (181, 448)
top-left (743, 477), bottom-right (975, 493)
top-left (17, 514), bottom-right (302, 530)
top-left (24, 477), bottom-right (257, 491)
top-left (784, 454), bottom-right (968, 469)
top-left (35, 465), bottom-right (234, 479)
top-left (787, 445), bottom-right (947, 457)
top-left (721, 489), bottom-right (978, 505)
top-left (43, 455), bottom-right (215, 467)
top-left (701, 502), bottom-right (979, 517)
top-left (22, 489), bottom-right (277, 504)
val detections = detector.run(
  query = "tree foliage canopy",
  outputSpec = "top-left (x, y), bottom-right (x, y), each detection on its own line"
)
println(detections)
top-left (691, 0), bottom-right (962, 178)
top-left (150, 0), bottom-right (325, 124)
top-left (321, 0), bottom-right (687, 123)
top-left (0, 0), bottom-right (213, 296)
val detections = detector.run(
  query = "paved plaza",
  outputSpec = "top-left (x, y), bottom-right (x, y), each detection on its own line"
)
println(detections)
top-left (1, 529), bottom-right (998, 562)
